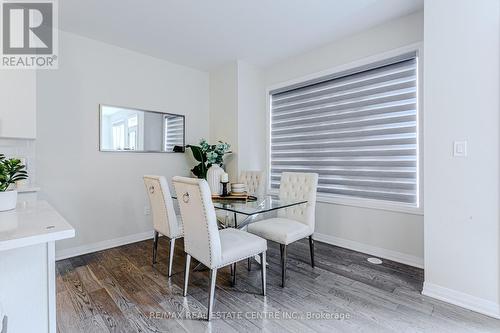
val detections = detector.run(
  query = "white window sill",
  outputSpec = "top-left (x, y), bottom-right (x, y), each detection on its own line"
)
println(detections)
top-left (316, 194), bottom-right (423, 215)
top-left (267, 189), bottom-right (423, 215)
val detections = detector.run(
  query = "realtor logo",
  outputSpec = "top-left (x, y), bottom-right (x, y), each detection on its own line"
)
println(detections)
top-left (1, 0), bottom-right (58, 68)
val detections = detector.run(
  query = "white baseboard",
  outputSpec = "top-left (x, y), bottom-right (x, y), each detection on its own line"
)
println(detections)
top-left (55, 230), bottom-right (154, 261)
top-left (423, 282), bottom-right (500, 319)
top-left (313, 232), bottom-right (424, 268)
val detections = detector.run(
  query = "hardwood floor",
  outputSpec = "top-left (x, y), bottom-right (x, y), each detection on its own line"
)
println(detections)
top-left (56, 238), bottom-right (500, 333)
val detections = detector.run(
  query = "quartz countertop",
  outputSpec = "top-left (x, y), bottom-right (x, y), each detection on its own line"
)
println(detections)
top-left (16, 184), bottom-right (41, 193)
top-left (0, 200), bottom-right (75, 252)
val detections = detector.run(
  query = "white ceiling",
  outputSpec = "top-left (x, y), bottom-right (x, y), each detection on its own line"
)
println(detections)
top-left (59, 0), bottom-right (423, 71)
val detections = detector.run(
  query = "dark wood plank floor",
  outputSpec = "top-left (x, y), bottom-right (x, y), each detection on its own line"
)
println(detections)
top-left (56, 237), bottom-right (500, 333)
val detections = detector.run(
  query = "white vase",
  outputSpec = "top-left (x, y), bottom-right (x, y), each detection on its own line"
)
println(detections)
top-left (0, 190), bottom-right (17, 212)
top-left (206, 165), bottom-right (224, 195)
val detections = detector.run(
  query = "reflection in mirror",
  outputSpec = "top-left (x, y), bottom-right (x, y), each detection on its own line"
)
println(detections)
top-left (99, 105), bottom-right (185, 152)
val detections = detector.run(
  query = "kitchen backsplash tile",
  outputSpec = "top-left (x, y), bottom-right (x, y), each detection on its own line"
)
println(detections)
top-left (0, 138), bottom-right (36, 185)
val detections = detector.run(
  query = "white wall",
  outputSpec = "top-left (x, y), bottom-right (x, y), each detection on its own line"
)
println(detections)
top-left (209, 61), bottom-right (266, 182)
top-left (261, 11), bottom-right (425, 266)
top-left (423, 0), bottom-right (500, 317)
top-left (265, 11), bottom-right (423, 86)
top-left (36, 31), bottom-right (209, 254)
top-left (209, 63), bottom-right (238, 181)
top-left (0, 70), bottom-right (36, 139)
top-left (237, 60), bottom-right (266, 173)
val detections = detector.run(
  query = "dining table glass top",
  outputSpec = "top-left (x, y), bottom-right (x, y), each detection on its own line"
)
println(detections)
top-left (172, 195), bottom-right (307, 216)
top-left (212, 196), bottom-right (307, 216)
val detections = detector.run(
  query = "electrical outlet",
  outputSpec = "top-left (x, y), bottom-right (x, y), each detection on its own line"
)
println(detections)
top-left (144, 205), bottom-right (151, 215)
top-left (453, 141), bottom-right (467, 157)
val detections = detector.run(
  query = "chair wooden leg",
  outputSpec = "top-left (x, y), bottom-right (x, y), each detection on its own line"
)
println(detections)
top-left (207, 268), bottom-right (218, 321)
top-left (280, 244), bottom-right (287, 288)
top-left (260, 251), bottom-right (266, 296)
top-left (183, 254), bottom-right (191, 297)
top-left (247, 257), bottom-right (251, 271)
top-left (309, 235), bottom-right (315, 268)
top-left (231, 263), bottom-right (237, 286)
top-left (168, 238), bottom-right (176, 277)
top-left (152, 231), bottom-right (159, 265)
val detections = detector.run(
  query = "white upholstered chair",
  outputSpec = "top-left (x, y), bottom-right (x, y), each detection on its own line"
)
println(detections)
top-left (220, 170), bottom-right (266, 228)
top-left (239, 170), bottom-right (265, 197)
top-left (238, 170), bottom-right (265, 269)
top-left (173, 176), bottom-right (267, 321)
top-left (247, 172), bottom-right (318, 287)
top-left (143, 175), bottom-right (183, 277)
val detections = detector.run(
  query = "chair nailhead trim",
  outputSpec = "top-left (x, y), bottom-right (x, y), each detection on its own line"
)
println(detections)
top-left (197, 184), bottom-right (214, 267)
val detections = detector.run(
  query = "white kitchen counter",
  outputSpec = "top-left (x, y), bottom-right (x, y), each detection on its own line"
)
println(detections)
top-left (0, 200), bottom-right (75, 333)
top-left (0, 200), bottom-right (74, 252)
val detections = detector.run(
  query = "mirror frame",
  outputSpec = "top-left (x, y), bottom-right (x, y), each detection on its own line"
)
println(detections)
top-left (99, 104), bottom-right (186, 153)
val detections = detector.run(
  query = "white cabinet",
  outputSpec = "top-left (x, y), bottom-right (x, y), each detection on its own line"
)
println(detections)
top-left (0, 71), bottom-right (37, 139)
top-left (0, 201), bottom-right (74, 333)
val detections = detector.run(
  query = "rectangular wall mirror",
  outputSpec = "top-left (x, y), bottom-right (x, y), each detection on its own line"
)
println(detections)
top-left (99, 105), bottom-right (185, 153)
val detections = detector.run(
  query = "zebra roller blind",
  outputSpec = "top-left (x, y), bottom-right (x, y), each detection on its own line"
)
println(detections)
top-left (164, 115), bottom-right (184, 152)
top-left (270, 52), bottom-right (419, 205)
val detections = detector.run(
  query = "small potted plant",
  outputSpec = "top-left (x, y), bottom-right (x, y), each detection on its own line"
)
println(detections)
top-left (187, 139), bottom-right (231, 194)
top-left (187, 139), bottom-right (231, 179)
top-left (0, 154), bottom-right (28, 211)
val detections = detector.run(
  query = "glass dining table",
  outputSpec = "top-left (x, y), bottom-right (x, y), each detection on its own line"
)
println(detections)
top-left (172, 195), bottom-right (307, 269)
top-left (172, 195), bottom-right (308, 229)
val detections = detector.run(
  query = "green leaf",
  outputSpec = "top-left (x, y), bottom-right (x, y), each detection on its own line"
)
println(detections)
top-left (191, 163), bottom-right (207, 179)
top-left (187, 145), bottom-right (206, 163)
top-left (0, 155), bottom-right (28, 191)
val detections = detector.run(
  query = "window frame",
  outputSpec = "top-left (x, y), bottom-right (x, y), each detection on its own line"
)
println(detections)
top-left (265, 43), bottom-right (423, 215)
top-left (111, 120), bottom-right (126, 150)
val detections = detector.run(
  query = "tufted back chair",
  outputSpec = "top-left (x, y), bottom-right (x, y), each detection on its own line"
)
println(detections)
top-left (143, 175), bottom-right (182, 238)
top-left (277, 172), bottom-right (319, 231)
top-left (173, 176), bottom-right (222, 268)
top-left (239, 170), bottom-right (265, 197)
